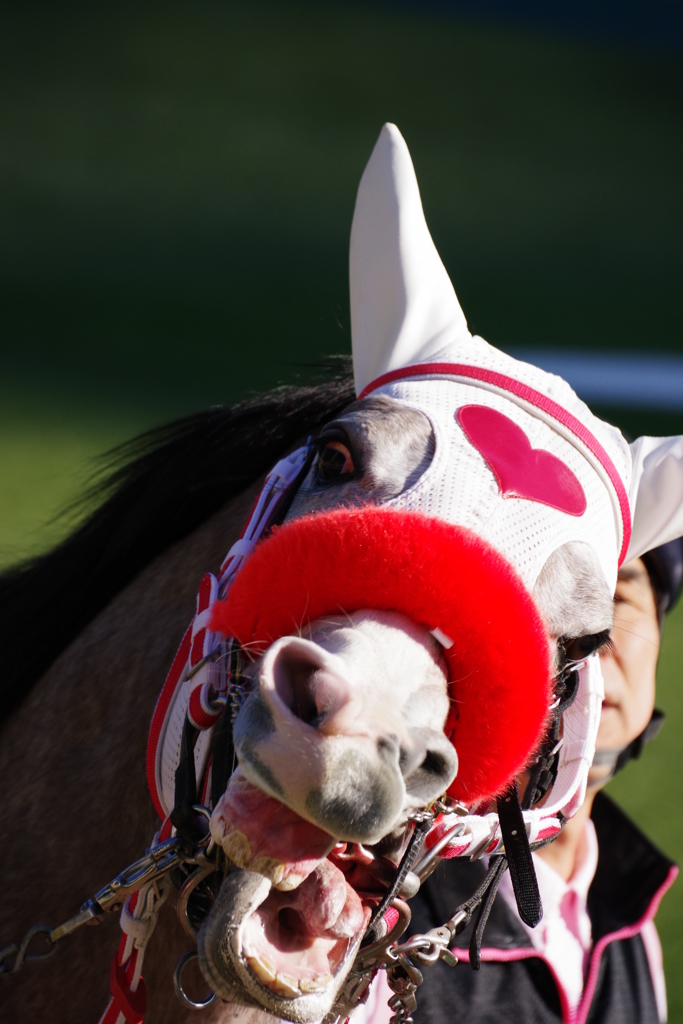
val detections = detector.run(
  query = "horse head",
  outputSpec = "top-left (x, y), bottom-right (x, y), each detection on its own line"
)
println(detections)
top-left (175, 125), bottom-right (636, 1019)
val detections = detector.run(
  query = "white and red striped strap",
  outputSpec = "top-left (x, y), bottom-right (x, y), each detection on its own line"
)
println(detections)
top-left (145, 444), bottom-right (312, 821)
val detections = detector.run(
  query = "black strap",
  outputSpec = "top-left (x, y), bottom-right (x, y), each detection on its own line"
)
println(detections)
top-left (211, 699), bottom-right (235, 809)
top-left (497, 781), bottom-right (542, 928)
top-left (468, 856), bottom-right (507, 970)
top-left (363, 819), bottom-right (432, 945)
top-left (615, 708), bottom-right (665, 774)
top-left (170, 715), bottom-right (199, 841)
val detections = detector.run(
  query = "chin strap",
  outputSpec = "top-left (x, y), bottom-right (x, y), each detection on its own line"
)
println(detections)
top-left (590, 708), bottom-right (665, 785)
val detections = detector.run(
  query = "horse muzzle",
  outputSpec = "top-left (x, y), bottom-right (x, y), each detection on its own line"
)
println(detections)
top-left (234, 625), bottom-right (459, 845)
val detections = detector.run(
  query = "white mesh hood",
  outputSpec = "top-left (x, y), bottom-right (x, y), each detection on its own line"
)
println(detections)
top-left (364, 336), bottom-right (631, 595)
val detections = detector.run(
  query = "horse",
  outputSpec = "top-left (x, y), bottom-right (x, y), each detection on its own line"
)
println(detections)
top-left (0, 370), bottom-right (614, 1024)
top-left (2, 123), bottom-right (680, 1024)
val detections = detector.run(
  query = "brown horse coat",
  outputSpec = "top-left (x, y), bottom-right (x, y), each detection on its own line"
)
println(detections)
top-left (0, 482), bottom-right (263, 1023)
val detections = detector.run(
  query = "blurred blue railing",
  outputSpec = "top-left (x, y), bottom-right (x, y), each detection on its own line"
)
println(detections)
top-left (512, 351), bottom-right (683, 409)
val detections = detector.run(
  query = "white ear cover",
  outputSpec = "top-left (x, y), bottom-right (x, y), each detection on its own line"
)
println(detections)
top-left (349, 123), bottom-right (470, 396)
top-left (627, 435), bottom-right (683, 562)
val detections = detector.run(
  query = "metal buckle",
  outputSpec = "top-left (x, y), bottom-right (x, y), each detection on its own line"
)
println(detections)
top-left (173, 951), bottom-right (217, 1010)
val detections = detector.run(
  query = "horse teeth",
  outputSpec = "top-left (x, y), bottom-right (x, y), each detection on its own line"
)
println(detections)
top-left (247, 955), bottom-right (277, 984)
top-left (300, 975), bottom-right (331, 993)
top-left (274, 871), bottom-right (305, 891)
top-left (272, 972), bottom-right (301, 997)
top-left (219, 833), bottom-right (287, 885)
top-left (221, 829), bottom-right (252, 868)
top-left (249, 854), bottom-right (286, 885)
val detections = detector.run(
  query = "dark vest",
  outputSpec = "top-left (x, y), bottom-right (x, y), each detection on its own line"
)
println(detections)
top-left (407, 793), bottom-right (677, 1024)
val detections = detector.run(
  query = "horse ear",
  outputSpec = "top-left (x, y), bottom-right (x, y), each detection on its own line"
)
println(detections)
top-left (350, 123), bottom-right (471, 397)
top-left (627, 435), bottom-right (683, 562)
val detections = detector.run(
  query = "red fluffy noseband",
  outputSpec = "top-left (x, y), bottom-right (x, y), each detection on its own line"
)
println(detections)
top-left (210, 507), bottom-right (551, 805)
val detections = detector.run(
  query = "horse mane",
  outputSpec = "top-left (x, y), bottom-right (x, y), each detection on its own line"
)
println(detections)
top-left (0, 368), bottom-right (356, 726)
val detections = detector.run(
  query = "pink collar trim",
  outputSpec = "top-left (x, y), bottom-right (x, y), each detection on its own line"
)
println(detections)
top-left (575, 864), bottom-right (678, 1024)
top-left (359, 362), bottom-right (631, 565)
top-left (454, 863), bottom-right (678, 1024)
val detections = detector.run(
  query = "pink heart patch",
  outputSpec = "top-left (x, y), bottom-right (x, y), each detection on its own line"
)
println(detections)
top-left (457, 405), bottom-right (586, 517)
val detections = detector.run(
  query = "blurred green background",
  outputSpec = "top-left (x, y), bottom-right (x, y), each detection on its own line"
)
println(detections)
top-left (1, 0), bottom-right (681, 1014)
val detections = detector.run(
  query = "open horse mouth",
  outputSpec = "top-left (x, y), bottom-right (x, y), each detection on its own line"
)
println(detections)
top-left (197, 506), bottom-right (553, 1018)
top-left (237, 853), bottom-right (370, 995)
top-left (198, 772), bottom-right (402, 1019)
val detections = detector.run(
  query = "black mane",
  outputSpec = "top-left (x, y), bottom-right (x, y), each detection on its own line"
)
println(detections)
top-left (0, 371), bottom-right (356, 725)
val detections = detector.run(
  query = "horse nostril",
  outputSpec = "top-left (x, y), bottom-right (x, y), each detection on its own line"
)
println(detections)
top-left (274, 655), bottom-right (320, 725)
top-left (420, 749), bottom-right (449, 777)
top-left (401, 729), bottom-right (459, 801)
top-left (268, 639), bottom-right (352, 727)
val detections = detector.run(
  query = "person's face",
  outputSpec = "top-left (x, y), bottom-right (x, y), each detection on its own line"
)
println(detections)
top-left (589, 558), bottom-right (660, 782)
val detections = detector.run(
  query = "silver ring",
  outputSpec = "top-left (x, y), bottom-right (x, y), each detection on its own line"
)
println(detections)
top-left (173, 951), bottom-right (217, 1010)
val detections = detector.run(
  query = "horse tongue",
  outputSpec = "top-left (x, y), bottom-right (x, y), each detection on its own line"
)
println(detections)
top-left (294, 859), bottom-right (367, 938)
top-left (210, 769), bottom-right (336, 890)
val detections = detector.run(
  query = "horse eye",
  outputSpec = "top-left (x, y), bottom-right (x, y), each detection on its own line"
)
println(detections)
top-left (563, 629), bottom-right (612, 662)
top-left (317, 441), bottom-right (355, 482)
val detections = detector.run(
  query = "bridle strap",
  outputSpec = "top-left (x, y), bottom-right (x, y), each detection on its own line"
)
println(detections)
top-left (171, 717), bottom-right (199, 843)
top-left (364, 818), bottom-right (433, 945)
top-left (211, 702), bottom-right (235, 810)
top-left (468, 856), bottom-right (508, 970)
top-left (497, 781), bottom-right (542, 929)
